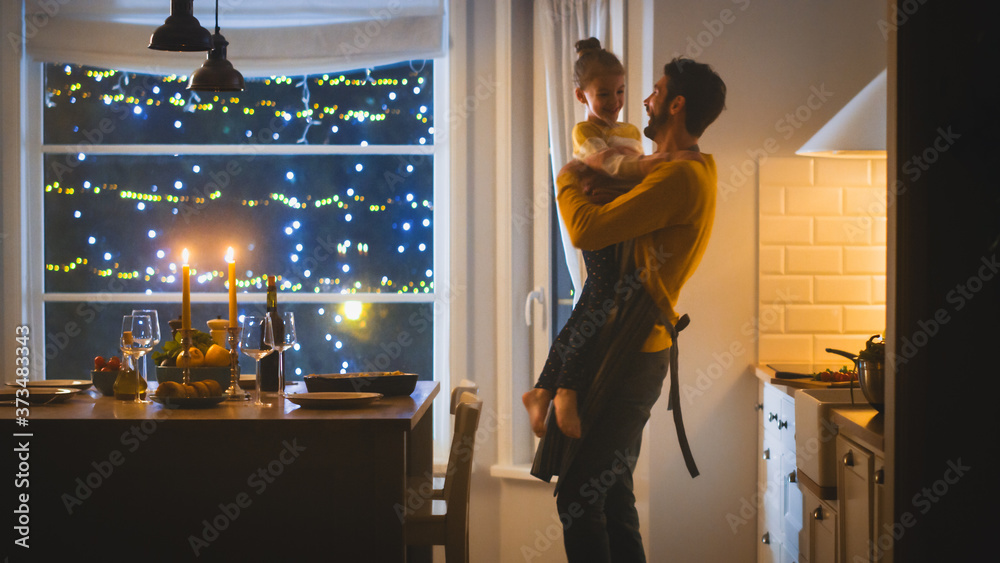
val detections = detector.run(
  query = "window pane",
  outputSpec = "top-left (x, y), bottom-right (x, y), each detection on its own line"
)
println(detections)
top-left (43, 153), bottom-right (434, 294)
top-left (44, 302), bottom-right (433, 382)
top-left (44, 62), bottom-right (434, 146)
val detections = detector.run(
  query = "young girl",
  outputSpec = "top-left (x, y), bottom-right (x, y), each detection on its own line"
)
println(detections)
top-left (523, 38), bottom-right (669, 439)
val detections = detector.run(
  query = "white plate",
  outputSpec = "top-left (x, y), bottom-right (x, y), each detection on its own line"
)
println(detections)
top-left (0, 387), bottom-right (81, 404)
top-left (17, 379), bottom-right (93, 391)
top-left (286, 392), bottom-right (383, 409)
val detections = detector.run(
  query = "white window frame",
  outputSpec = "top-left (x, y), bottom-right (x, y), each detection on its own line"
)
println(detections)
top-left (492, 0), bottom-right (654, 474)
top-left (14, 52), bottom-right (453, 455)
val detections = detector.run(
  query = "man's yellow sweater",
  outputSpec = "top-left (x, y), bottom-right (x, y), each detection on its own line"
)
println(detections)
top-left (556, 156), bottom-right (718, 351)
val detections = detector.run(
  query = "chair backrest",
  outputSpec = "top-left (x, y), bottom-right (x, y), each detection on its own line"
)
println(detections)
top-left (450, 379), bottom-right (478, 414)
top-left (442, 392), bottom-right (482, 546)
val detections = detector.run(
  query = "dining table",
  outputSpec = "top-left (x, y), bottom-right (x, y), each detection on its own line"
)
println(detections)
top-left (2, 380), bottom-right (439, 561)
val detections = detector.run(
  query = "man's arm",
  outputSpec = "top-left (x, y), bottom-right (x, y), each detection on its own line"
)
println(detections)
top-left (557, 160), bottom-right (702, 250)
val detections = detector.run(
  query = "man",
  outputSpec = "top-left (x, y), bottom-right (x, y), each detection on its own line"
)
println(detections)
top-left (548, 58), bottom-right (726, 562)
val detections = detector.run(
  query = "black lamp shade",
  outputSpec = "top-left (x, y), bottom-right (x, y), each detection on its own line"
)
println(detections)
top-left (149, 0), bottom-right (213, 51)
top-left (188, 33), bottom-right (245, 92)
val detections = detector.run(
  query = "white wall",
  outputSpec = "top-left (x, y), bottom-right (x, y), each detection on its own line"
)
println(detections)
top-left (647, 1), bottom-right (886, 561)
top-left (462, 1), bottom-right (887, 562)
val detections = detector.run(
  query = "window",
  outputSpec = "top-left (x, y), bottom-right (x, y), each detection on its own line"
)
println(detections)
top-left (36, 61), bottom-right (444, 392)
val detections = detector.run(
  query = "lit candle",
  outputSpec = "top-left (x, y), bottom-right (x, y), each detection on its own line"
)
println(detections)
top-left (181, 248), bottom-right (191, 333)
top-left (226, 247), bottom-right (237, 328)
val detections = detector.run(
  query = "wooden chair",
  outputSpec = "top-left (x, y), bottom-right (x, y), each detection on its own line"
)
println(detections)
top-left (404, 390), bottom-right (482, 562)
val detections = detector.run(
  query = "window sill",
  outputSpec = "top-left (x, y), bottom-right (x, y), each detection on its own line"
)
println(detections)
top-left (489, 463), bottom-right (557, 483)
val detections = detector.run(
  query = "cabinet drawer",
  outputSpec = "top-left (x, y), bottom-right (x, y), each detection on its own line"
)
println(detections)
top-left (763, 384), bottom-right (784, 438)
top-left (800, 486), bottom-right (837, 563)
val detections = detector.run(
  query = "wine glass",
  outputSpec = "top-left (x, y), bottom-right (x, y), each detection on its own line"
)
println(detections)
top-left (119, 314), bottom-right (154, 404)
top-left (240, 315), bottom-right (275, 407)
top-left (274, 312), bottom-right (297, 397)
top-left (132, 308), bottom-right (160, 390)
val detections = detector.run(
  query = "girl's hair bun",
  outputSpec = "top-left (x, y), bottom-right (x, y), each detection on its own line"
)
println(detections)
top-left (575, 37), bottom-right (602, 56)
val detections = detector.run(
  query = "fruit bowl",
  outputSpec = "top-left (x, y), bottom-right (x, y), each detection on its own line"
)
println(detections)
top-left (155, 366), bottom-right (231, 390)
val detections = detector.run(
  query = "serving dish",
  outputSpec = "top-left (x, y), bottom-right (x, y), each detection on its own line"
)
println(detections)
top-left (155, 366), bottom-right (231, 390)
top-left (303, 372), bottom-right (417, 396)
top-left (286, 392), bottom-right (383, 409)
top-left (150, 395), bottom-right (227, 409)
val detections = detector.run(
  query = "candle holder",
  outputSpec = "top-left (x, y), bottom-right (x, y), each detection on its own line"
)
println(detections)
top-left (176, 328), bottom-right (193, 385)
top-left (225, 326), bottom-right (248, 401)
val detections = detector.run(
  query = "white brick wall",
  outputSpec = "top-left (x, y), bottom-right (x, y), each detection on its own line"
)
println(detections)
top-left (758, 157), bottom-right (887, 363)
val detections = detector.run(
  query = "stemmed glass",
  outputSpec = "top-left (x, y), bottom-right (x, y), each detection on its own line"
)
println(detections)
top-left (119, 314), bottom-right (154, 404)
top-left (240, 314), bottom-right (275, 407)
top-left (275, 312), bottom-right (297, 397)
top-left (131, 309), bottom-right (160, 391)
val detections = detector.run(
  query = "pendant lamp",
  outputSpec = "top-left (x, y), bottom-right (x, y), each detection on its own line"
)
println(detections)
top-left (149, 0), bottom-right (213, 52)
top-left (187, 0), bottom-right (245, 92)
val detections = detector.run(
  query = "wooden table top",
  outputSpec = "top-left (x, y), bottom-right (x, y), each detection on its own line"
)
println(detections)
top-left (3, 380), bottom-right (439, 429)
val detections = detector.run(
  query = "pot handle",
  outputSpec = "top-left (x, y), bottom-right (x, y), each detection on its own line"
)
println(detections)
top-left (825, 348), bottom-right (858, 362)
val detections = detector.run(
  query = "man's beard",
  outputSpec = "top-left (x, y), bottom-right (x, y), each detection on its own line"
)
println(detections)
top-left (643, 106), bottom-right (670, 140)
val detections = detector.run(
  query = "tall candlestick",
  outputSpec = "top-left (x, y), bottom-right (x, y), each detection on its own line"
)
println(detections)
top-left (226, 247), bottom-right (237, 328)
top-left (181, 248), bottom-right (191, 333)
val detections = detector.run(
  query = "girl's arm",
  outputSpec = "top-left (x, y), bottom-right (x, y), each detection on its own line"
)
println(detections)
top-left (583, 148), bottom-right (706, 179)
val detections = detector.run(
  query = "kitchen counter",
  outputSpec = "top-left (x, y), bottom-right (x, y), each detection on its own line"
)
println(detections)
top-left (832, 406), bottom-right (884, 454)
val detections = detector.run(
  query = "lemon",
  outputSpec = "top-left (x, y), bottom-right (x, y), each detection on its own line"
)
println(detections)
top-left (175, 347), bottom-right (206, 368)
top-left (204, 344), bottom-right (230, 367)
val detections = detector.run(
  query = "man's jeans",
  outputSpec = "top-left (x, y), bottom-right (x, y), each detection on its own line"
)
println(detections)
top-left (556, 348), bottom-right (670, 562)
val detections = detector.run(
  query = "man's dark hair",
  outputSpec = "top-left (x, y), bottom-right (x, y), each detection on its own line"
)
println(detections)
top-left (664, 58), bottom-right (727, 137)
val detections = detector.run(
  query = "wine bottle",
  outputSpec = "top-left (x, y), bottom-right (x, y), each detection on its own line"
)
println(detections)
top-left (259, 275), bottom-right (285, 393)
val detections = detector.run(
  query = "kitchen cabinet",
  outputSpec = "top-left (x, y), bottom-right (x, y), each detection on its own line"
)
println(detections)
top-left (837, 434), bottom-right (874, 563)
top-left (758, 379), bottom-right (802, 563)
top-left (800, 486), bottom-right (838, 563)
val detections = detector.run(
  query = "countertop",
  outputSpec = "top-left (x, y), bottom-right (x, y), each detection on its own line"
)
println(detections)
top-left (755, 364), bottom-right (883, 453)
top-left (832, 406), bottom-right (884, 453)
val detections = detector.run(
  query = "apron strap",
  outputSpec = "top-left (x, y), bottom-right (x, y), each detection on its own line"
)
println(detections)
top-left (665, 314), bottom-right (699, 478)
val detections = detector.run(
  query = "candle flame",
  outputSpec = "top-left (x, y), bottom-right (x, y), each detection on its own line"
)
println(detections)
top-left (181, 248), bottom-right (189, 264)
top-left (225, 247), bottom-right (235, 263)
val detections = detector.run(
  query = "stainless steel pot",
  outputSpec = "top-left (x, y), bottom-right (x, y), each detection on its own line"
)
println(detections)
top-left (825, 335), bottom-right (885, 412)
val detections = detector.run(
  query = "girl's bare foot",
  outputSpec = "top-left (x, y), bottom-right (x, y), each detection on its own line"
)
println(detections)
top-left (554, 388), bottom-right (582, 439)
top-left (522, 388), bottom-right (553, 437)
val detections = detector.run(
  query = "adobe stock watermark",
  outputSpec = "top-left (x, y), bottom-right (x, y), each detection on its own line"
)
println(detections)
top-left (681, 286), bottom-right (798, 405)
top-left (7, 0), bottom-right (73, 55)
top-left (356, 280), bottom-right (465, 375)
top-left (718, 83), bottom-right (835, 202)
top-left (867, 458), bottom-right (970, 561)
top-left (519, 447), bottom-right (639, 561)
top-left (877, 0), bottom-right (929, 40)
top-left (59, 410), bottom-right (175, 514)
top-left (393, 402), bottom-right (506, 523)
top-left (334, 1), bottom-right (404, 62)
top-left (891, 251), bottom-right (997, 369)
top-left (188, 438), bottom-right (307, 556)
top-left (670, 0), bottom-right (753, 62)
top-left (844, 126), bottom-right (960, 243)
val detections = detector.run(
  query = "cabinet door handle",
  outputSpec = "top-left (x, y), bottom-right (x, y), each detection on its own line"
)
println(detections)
top-left (755, 403), bottom-right (764, 411)
top-left (875, 469), bottom-right (885, 484)
top-left (768, 412), bottom-right (778, 422)
top-left (813, 507), bottom-right (824, 521)
top-left (843, 450), bottom-right (855, 467)
top-left (787, 470), bottom-right (797, 484)
top-left (778, 420), bottom-right (788, 430)
top-left (761, 532), bottom-right (770, 545)
top-left (762, 448), bottom-right (771, 460)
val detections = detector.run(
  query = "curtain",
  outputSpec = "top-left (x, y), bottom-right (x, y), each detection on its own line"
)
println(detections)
top-left (535, 0), bottom-right (610, 303)
top-left (22, 0), bottom-right (446, 76)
